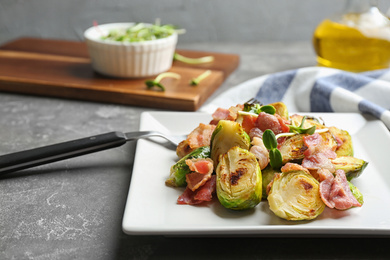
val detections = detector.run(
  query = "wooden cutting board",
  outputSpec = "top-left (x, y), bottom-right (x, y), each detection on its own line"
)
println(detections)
top-left (0, 38), bottom-right (240, 111)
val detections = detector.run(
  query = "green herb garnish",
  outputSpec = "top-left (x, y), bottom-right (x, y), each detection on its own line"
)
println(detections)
top-left (174, 53), bottom-right (214, 64)
top-left (243, 103), bottom-right (276, 115)
top-left (262, 129), bottom-right (283, 170)
top-left (288, 116), bottom-right (316, 134)
top-left (145, 72), bottom-right (181, 91)
top-left (259, 105), bottom-right (276, 115)
top-left (190, 70), bottom-right (212, 86)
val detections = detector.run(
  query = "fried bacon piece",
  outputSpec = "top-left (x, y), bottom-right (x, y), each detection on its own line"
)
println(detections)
top-left (301, 133), bottom-right (337, 173)
top-left (209, 104), bottom-right (244, 125)
top-left (185, 158), bottom-right (214, 191)
top-left (319, 169), bottom-right (362, 210)
top-left (176, 123), bottom-right (216, 158)
top-left (177, 175), bottom-right (216, 205)
top-left (255, 112), bottom-right (290, 135)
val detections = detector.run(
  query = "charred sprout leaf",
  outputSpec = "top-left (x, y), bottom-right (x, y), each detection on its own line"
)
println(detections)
top-left (145, 72), bottom-right (181, 91)
top-left (216, 146), bottom-right (262, 210)
top-left (166, 146), bottom-right (210, 187)
top-left (268, 169), bottom-right (325, 220)
top-left (331, 156), bottom-right (368, 181)
top-left (190, 70), bottom-right (211, 86)
top-left (174, 52), bottom-right (214, 64)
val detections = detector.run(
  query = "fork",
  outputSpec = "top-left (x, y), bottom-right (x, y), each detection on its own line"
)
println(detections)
top-left (0, 131), bottom-right (187, 175)
top-left (245, 97), bottom-right (263, 106)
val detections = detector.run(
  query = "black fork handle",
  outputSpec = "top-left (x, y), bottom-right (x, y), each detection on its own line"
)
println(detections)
top-left (0, 131), bottom-right (127, 175)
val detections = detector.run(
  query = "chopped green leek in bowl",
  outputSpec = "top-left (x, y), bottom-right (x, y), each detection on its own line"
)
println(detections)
top-left (101, 23), bottom-right (184, 42)
top-left (84, 21), bottom-right (184, 78)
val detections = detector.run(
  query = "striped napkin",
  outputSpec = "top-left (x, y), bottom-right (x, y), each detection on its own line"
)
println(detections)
top-left (201, 67), bottom-right (390, 129)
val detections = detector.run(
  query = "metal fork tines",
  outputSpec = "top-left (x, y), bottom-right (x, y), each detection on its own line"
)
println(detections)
top-left (245, 97), bottom-right (263, 105)
top-left (124, 131), bottom-right (186, 147)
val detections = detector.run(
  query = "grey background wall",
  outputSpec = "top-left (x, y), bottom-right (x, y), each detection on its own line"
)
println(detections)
top-left (1, 0), bottom-right (390, 46)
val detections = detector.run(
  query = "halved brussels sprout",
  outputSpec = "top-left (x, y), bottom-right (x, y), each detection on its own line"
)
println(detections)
top-left (328, 126), bottom-right (353, 157)
top-left (216, 146), bottom-right (262, 210)
top-left (331, 156), bottom-right (368, 181)
top-left (278, 134), bottom-right (306, 164)
top-left (269, 102), bottom-right (289, 120)
top-left (267, 168), bottom-right (325, 220)
top-left (279, 132), bottom-right (337, 164)
top-left (210, 120), bottom-right (251, 167)
top-left (166, 146), bottom-right (210, 187)
top-left (348, 181), bottom-right (364, 205)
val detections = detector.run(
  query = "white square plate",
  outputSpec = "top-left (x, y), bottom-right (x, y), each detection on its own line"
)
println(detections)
top-left (122, 111), bottom-right (390, 236)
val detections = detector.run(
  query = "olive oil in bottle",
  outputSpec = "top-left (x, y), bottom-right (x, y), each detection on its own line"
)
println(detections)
top-left (313, 0), bottom-right (390, 72)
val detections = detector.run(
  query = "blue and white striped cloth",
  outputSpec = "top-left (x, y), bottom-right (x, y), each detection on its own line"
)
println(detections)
top-left (201, 67), bottom-right (390, 129)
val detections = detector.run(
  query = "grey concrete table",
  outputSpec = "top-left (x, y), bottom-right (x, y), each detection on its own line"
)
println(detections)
top-left (0, 42), bottom-right (388, 260)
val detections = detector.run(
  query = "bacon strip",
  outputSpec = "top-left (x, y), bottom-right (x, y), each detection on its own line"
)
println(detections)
top-left (241, 115), bottom-right (257, 134)
top-left (301, 133), bottom-right (337, 172)
top-left (255, 112), bottom-right (290, 135)
top-left (186, 158), bottom-right (213, 174)
top-left (194, 175), bottom-right (217, 201)
top-left (185, 158), bottom-right (213, 191)
top-left (176, 123), bottom-right (216, 158)
top-left (187, 124), bottom-right (215, 148)
top-left (319, 170), bottom-right (361, 210)
top-left (177, 176), bottom-right (216, 205)
top-left (281, 162), bottom-right (310, 174)
top-left (209, 105), bottom-right (244, 125)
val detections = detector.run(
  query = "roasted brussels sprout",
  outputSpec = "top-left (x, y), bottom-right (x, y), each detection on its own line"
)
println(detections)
top-left (269, 102), bottom-right (289, 120)
top-left (331, 156), bottom-right (368, 181)
top-left (210, 120), bottom-right (251, 166)
top-left (348, 181), bottom-right (364, 205)
top-left (267, 164), bottom-right (325, 220)
top-left (278, 134), bottom-right (306, 163)
top-left (166, 146), bottom-right (210, 187)
top-left (328, 126), bottom-right (353, 157)
top-left (279, 132), bottom-right (337, 164)
top-left (216, 146), bottom-right (262, 210)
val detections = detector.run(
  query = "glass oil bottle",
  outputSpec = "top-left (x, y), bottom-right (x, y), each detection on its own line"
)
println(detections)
top-left (313, 0), bottom-right (390, 71)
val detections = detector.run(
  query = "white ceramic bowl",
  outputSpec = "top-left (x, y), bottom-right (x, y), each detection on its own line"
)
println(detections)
top-left (84, 23), bottom-right (178, 78)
